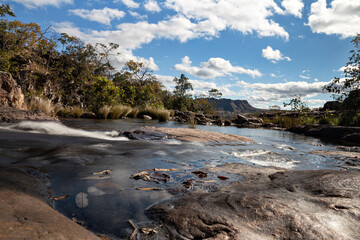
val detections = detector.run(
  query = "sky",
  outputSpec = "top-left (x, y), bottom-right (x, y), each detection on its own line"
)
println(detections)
top-left (3, 0), bottom-right (360, 109)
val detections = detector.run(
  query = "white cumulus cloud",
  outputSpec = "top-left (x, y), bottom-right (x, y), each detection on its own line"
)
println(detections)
top-left (262, 46), bottom-right (291, 63)
top-left (307, 0), bottom-right (360, 38)
top-left (144, 0), bottom-right (161, 12)
top-left (69, 8), bottom-right (126, 25)
top-left (114, 0), bottom-right (139, 8)
top-left (8, 0), bottom-right (73, 8)
top-left (236, 80), bottom-right (328, 102)
top-left (164, 0), bottom-right (289, 40)
top-left (281, 0), bottom-right (304, 18)
top-left (174, 56), bottom-right (262, 79)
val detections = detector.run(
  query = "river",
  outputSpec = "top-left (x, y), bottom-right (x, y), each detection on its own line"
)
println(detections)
top-left (0, 119), bottom-right (346, 239)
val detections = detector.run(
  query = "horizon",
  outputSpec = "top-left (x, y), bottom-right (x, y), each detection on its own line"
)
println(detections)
top-left (4, 0), bottom-right (359, 109)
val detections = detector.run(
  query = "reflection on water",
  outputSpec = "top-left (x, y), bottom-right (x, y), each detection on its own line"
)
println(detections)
top-left (0, 119), bottom-right (344, 239)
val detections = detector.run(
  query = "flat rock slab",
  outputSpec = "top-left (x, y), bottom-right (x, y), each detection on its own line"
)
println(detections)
top-left (0, 106), bottom-right (58, 122)
top-left (0, 164), bottom-right (100, 240)
top-left (149, 163), bottom-right (360, 239)
top-left (144, 126), bottom-right (255, 143)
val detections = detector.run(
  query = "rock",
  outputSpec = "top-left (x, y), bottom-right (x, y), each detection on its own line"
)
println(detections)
top-left (148, 163), bottom-right (360, 239)
top-left (0, 164), bottom-right (100, 240)
top-left (0, 106), bottom-right (58, 122)
top-left (0, 71), bottom-right (25, 109)
top-left (80, 112), bottom-right (97, 119)
top-left (289, 125), bottom-right (360, 146)
top-left (120, 127), bottom-right (168, 140)
top-left (141, 115), bottom-right (152, 120)
top-left (144, 126), bottom-right (255, 143)
top-left (224, 120), bottom-right (232, 126)
top-left (232, 114), bottom-right (264, 127)
top-left (322, 101), bottom-right (342, 111)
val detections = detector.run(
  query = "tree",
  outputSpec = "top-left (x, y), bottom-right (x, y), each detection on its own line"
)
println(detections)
top-left (283, 97), bottom-right (308, 111)
top-left (173, 74), bottom-right (193, 111)
top-left (269, 105), bottom-right (281, 111)
top-left (325, 34), bottom-right (360, 99)
top-left (0, 4), bottom-right (15, 18)
top-left (208, 88), bottom-right (222, 99)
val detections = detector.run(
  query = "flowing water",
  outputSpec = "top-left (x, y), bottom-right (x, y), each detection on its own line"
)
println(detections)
top-left (0, 119), bottom-right (348, 239)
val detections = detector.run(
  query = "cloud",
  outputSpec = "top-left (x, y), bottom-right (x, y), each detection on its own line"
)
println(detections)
top-left (128, 11), bottom-right (147, 20)
top-left (164, 0), bottom-right (289, 40)
top-left (144, 0), bottom-right (161, 12)
top-left (299, 75), bottom-right (310, 79)
top-left (236, 80), bottom-right (329, 102)
top-left (281, 0), bottom-right (304, 18)
top-left (69, 8), bottom-right (125, 25)
top-left (53, 21), bottom-right (159, 70)
top-left (174, 56), bottom-right (262, 79)
top-left (307, 0), bottom-right (360, 38)
top-left (262, 46), bottom-right (291, 63)
top-left (8, 0), bottom-right (73, 8)
top-left (114, 0), bottom-right (139, 8)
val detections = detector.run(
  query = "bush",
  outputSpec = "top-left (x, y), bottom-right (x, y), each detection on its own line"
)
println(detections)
top-left (109, 105), bottom-right (125, 119)
top-left (72, 106), bottom-right (84, 118)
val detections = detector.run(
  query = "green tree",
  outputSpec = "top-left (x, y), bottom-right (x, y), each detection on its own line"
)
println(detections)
top-left (173, 74), bottom-right (193, 111)
top-left (325, 34), bottom-right (360, 98)
top-left (208, 88), bottom-right (222, 99)
top-left (283, 97), bottom-right (307, 111)
top-left (0, 4), bottom-right (15, 17)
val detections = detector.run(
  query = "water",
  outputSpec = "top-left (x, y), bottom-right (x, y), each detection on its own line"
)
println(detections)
top-left (0, 119), bottom-right (346, 239)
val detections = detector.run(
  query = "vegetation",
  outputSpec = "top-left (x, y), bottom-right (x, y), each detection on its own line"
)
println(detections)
top-left (0, 4), bottom-right (217, 121)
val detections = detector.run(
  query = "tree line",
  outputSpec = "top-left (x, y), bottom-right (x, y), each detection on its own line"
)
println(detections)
top-left (0, 4), bottom-right (221, 115)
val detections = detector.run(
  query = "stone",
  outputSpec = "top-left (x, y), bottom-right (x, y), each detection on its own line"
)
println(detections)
top-left (141, 115), bottom-right (152, 120)
top-left (0, 71), bottom-right (25, 109)
top-left (148, 163), bottom-right (360, 239)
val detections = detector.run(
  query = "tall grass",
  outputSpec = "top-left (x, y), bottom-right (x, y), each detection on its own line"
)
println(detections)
top-left (98, 105), bottom-right (111, 119)
top-left (28, 97), bottom-right (54, 115)
top-left (108, 104), bottom-right (133, 119)
top-left (72, 106), bottom-right (84, 118)
top-left (138, 106), bottom-right (170, 122)
top-left (129, 107), bottom-right (139, 118)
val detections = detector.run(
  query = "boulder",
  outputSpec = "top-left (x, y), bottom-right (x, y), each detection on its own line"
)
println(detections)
top-left (322, 101), bottom-right (343, 111)
top-left (0, 71), bottom-right (25, 109)
top-left (141, 115), bottom-right (152, 120)
top-left (232, 114), bottom-right (264, 127)
top-left (119, 127), bottom-right (167, 140)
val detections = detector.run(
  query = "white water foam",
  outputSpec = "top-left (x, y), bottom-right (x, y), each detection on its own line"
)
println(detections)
top-left (231, 150), bottom-right (299, 169)
top-left (1, 121), bottom-right (128, 141)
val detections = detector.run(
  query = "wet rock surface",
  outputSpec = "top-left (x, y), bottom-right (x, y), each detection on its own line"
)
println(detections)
top-left (148, 163), bottom-right (360, 240)
top-left (0, 106), bottom-right (58, 122)
top-left (0, 164), bottom-right (100, 240)
top-left (119, 127), bottom-right (168, 140)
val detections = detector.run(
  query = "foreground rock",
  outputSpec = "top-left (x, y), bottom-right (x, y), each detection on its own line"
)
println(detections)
top-left (0, 106), bottom-right (58, 122)
top-left (144, 126), bottom-right (255, 143)
top-left (289, 125), bottom-right (360, 146)
top-left (0, 164), bottom-right (100, 240)
top-left (149, 163), bottom-right (360, 239)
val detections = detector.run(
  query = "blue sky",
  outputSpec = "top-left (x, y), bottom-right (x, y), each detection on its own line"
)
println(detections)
top-left (3, 0), bottom-right (360, 108)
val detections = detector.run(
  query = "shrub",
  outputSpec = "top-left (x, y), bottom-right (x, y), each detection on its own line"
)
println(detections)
top-left (129, 107), bottom-right (139, 118)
